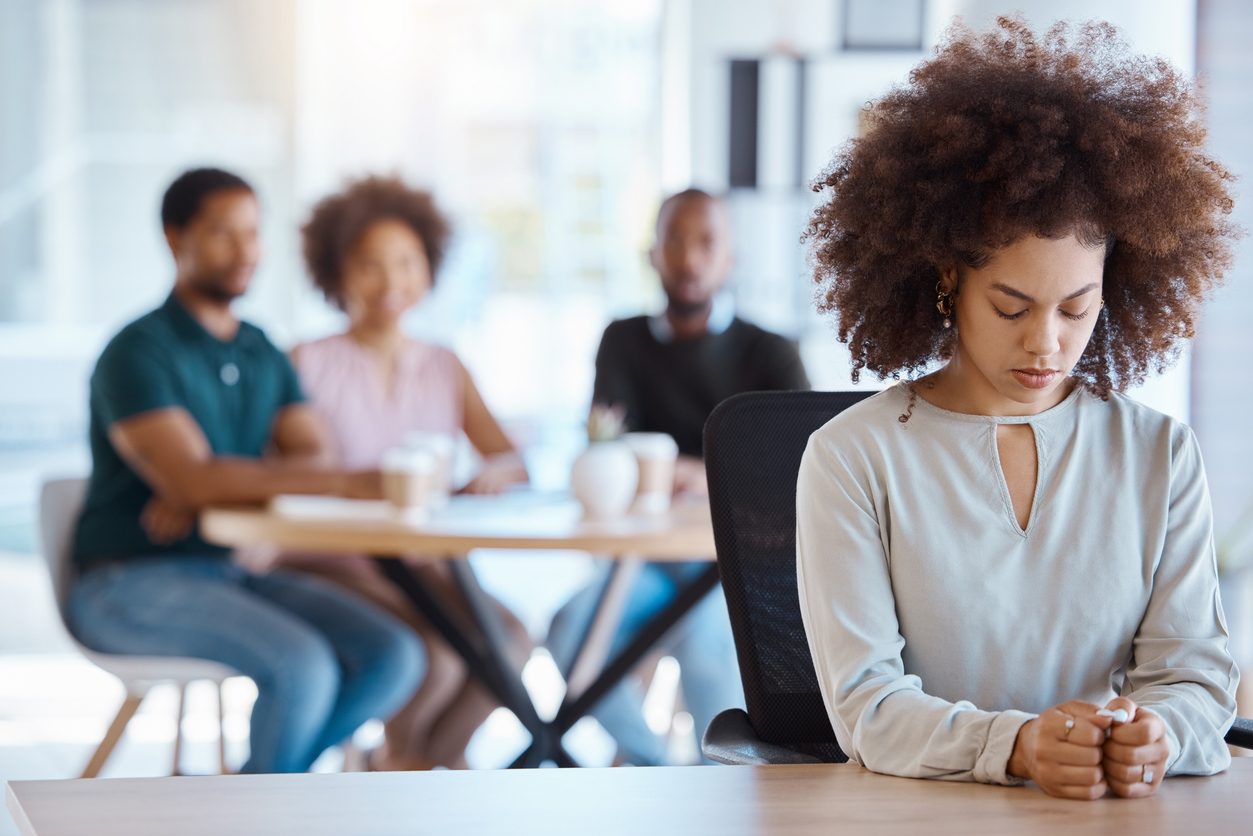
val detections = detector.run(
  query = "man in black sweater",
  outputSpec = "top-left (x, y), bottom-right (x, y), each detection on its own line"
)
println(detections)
top-left (593, 189), bottom-right (809, 477)
top-left (548, 189), bottom-right (809, 764)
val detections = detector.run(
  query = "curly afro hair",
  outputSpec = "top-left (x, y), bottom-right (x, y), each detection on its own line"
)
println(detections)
top-left (806, 17), bottom-right (1236, 395)
top-left (301, 175), bottom-right (451, 309)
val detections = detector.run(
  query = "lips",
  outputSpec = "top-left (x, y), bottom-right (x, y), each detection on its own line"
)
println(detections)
top-left (1012, 368), bottom-right (1058, 389)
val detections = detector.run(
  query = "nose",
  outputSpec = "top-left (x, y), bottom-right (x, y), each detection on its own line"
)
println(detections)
top-left (1023, 312), bottom-right (1061, 358)
top-left (380, 265), bottom-right (408, 296)
top-left (232, 232), bottom-right (260, 268)
top-left (682, 248), bottom-right (708, 277)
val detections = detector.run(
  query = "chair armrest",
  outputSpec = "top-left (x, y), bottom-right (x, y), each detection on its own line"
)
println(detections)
top-left (1226, 716), bottom-right (1253, 750)
top-left (701, 708), bottom-right (823, 765)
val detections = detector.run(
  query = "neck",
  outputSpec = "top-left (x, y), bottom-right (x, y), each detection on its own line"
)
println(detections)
top-left (665, 301), bottom-right (713, 341)
top-left (347, 321), bottom-right (406, 356)
top-left (173, 282), bottom-right (239, 341)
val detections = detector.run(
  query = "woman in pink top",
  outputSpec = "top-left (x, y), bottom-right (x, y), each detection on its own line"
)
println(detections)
top-left (287, 176), bottom-right (529, 770)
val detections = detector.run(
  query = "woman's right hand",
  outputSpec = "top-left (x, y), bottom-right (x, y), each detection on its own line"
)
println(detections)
top-left (342, 469), bottom-right (385, 500)
top-left (1007, 701), bottom-right (1115, 800)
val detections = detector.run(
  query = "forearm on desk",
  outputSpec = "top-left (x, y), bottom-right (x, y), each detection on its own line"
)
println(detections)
top-left (815, 655), bottom-right (1036, 784)
top-left (149, 457), bottom-right (351, 509)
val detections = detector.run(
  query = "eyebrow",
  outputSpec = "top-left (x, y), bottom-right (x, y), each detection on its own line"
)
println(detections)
top-left (989, 282), bottom-right (1100, 303)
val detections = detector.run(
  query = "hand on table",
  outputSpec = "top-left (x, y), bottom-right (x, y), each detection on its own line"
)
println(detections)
top-left (1008, 700), bottom-right (1114, 800)
top-left (1009, 698), bottom-right (1168, 800)
top-left (1099, 698), bottom-right (1168, 798)
top-left (342, 469), bottom-right (385, 500)
top-left (140, 496), bottom-right (196, 544)
top-left (672, 456), bottom-right (707, 498)
top-left (459, 453), bottom-right (528, 495)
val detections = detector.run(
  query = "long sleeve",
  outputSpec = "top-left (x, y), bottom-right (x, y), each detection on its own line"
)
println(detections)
top-left (1121, 427), bottom-right (1238, 775)
top-left (591, 324), bottom-right (641, 430)
top-left (796, 433), bottom-right (1034, 784)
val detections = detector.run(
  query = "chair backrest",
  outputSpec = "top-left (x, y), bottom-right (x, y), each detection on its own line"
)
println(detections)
top-left (39, 477), bottom-right (89, 617)
top-left (704, 390), bottom-right (872, 762)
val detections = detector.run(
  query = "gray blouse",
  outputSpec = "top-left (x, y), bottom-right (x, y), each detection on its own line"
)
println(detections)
top-left (796, 383), bottom-right (1238, 784)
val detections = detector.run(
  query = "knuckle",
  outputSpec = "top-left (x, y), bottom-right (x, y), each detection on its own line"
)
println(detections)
top-left (1081, 767), bottom-right (1104, 784)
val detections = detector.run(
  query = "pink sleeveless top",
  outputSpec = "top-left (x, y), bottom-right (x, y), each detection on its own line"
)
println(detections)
top-left (292, 333), bottom-right (465, 469)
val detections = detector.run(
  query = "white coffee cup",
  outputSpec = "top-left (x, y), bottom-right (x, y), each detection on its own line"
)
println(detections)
top-left (623, 432), bottom-right (679, 515)
top-left (403, 432), bottom-right (456, 509)
top-left (381, 447), bottom-right (437, 519)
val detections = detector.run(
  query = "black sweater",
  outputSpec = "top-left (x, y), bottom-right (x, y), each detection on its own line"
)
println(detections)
top-left (591, 315), bottom-right (810, 457)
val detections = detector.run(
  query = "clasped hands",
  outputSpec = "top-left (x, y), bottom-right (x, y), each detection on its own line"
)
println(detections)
top-left (1008, 698), bottom-right (1169, 800)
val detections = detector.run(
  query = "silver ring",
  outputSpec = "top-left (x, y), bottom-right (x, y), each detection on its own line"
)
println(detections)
top-left (1142, 765), bottom-right (1155, 784)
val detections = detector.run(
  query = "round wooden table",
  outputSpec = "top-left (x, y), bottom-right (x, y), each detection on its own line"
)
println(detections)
top-left (201, 491), bottom-right (721, 768)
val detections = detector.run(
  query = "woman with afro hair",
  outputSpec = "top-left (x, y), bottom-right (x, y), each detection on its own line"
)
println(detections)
top-left (796, 18), bottom-right (1239, 800)
top-left (280, 176), bottom-right (530, 770)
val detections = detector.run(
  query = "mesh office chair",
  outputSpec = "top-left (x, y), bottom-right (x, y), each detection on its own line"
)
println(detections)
top-left (700, 390), bottom-right (1253, 765)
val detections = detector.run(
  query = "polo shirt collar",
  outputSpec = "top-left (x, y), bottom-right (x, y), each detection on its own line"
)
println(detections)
top-left (648, 291), bottom-right (735, 343)
top-left (161, 291), bottom-right (247, 347)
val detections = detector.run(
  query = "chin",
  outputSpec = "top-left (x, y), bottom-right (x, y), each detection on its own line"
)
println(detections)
top-left (202, 284), bottom-right (248, 303)
top-left (1000, 376), bottom-right (1067, 407)
top-left (363, 312), bottom-right (405, 331)
top-left (666, 296), bottom-right (712, 317)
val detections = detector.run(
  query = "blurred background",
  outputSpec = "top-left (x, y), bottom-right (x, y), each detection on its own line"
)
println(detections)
top-left (1, 0), bottom-right (1251, 810)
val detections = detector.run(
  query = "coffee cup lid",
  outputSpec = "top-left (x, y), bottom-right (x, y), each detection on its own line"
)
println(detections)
top-left (403, 432), bottom-right (455, 454)
top-left (382, 447), bottom-right (437, 472)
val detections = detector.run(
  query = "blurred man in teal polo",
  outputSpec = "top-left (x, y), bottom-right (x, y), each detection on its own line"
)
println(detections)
top-left (69, 168), bottom-right (424, 773)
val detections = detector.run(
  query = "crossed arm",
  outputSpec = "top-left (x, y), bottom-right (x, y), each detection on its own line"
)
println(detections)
top-left (113, 405), bottom-right (380, 543)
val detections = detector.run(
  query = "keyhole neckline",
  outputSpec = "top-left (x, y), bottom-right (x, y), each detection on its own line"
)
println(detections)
top-left (900, 380), bottom-right (1083, 426)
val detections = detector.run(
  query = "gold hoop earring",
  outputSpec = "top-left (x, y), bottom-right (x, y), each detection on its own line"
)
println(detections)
top-left (935, 282), bottom-right (954, 329)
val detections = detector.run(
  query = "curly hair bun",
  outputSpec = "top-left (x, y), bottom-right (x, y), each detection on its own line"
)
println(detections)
top-left (807, 16), bottom-right (1236, 395)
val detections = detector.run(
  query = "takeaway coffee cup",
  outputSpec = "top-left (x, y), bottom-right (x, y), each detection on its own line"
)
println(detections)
top-left (403, 432), bottom-right (456, 509)
top-left (381, 448), bottom-right (437, 518)
top-left (623, 432), bottom-right (679, 514)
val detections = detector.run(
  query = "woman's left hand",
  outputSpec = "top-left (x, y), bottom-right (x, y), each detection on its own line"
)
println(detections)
top-left (1100, 698), bottom-right (1169, 798)
top-left (459, 453), bottom-right (528, 495)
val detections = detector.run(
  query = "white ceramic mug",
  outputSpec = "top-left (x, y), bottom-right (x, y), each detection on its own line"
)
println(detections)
top-left (403, 432), bottom-right (456, 509)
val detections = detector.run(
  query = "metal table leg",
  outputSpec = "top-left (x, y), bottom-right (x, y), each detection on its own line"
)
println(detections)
top-left (376, 555), bottom-right (721, 768)
top-left (553, 564), bottom-right (721, 735)
top-left (445, 560), bottom-right (547, 736)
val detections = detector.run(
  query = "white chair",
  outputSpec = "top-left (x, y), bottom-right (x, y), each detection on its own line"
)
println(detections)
top-left (39, 477), bottom-right (240, 777)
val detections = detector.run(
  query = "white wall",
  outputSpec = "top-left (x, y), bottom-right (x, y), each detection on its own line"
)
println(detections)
top-left (678, 0), bottom-right (1200, 415)
top-left (938, 1), bottom-right (1199, 418)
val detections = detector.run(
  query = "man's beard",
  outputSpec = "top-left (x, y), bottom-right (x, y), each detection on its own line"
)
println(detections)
top-left (189, 272), bottom-right (247, 304)
top-left (665, 297), bottom-right (712, 320)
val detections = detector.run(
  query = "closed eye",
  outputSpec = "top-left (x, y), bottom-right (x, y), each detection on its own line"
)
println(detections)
top-left (993, 305), bottom-right (1092, 321)
top-left (993, 306), bottom-right (1026, 321)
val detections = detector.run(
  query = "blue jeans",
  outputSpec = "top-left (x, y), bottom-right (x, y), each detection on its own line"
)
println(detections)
top-left (68, 556), bottom-right (425, 773)
top-left (546, 561), bottom-right (744, 765)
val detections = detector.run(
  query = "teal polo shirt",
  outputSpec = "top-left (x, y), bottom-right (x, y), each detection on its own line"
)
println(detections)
top-left (73, 292), bottom-right (305, 567)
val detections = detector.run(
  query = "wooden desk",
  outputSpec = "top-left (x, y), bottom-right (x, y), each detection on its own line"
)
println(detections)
top-left (201, 492), bottom-right (716, 560)
top-left (201, 492), bottom-right (720, 767)
top-left (10, 760), bottom-right (1253, 836)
